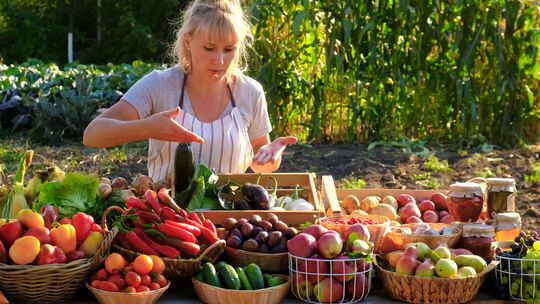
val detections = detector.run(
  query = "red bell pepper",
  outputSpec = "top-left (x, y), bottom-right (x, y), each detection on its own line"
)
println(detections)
top-left (144, 190), bottom-right (162, 215)
top-left (90, 223), bottom-right (103, 233)
top-left (59, 218), bottom-right (72, 225)
top-left (0, 221), bottom-right (22, 247)
top-left (0, 239), bottom-right (6, 263)
top-left (72, 212), bottom-right (94, 245)
top-left (164, 220), bottom-right (201, 237)
top-left (125, 231), bottom-right (158, 255)
top-left (158, 223), bottom-right (197, 243)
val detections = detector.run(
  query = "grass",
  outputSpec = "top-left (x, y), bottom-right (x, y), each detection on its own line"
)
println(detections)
top-left (423, 155), bottom-right (452, 173)
top-left (525, 162), bottom-right (540, 183)
top-left (341, 177), bottom-right (366, 189)
top-left (474, 167), bottom-right (496, 178)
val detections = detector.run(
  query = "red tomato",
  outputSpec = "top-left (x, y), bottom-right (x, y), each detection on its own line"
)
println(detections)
top-left (107, 274), bottom-right (125, 290)
top-left (136, 285), bottom-right (150, 292)
top-left (149, 282), bottom-right (161, 291)
top-left (125, 271), bottom-right (141, 287)
top-left (96, 268), bottom-right (109, 281)
top-left (141, 274), bottom-right (152, 286)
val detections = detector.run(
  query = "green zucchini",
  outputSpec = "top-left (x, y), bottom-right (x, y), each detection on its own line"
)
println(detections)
top-left (235, 267), bottom-right (253, 290)
top-left (174, 143), bottom-right (195, 195)
top-left (202, 262), bottom-right (221, 287)
top-left (217, 263), bottom-right (241, 290)
top-left (245, 264), bottom-right (264, 289)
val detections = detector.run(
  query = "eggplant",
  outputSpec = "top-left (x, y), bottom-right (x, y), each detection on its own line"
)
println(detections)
top-left (241, 183), bottom-right (270, 210)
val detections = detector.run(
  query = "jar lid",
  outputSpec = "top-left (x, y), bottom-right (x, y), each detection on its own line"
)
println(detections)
top-left (449, 182), bottom-right (483, 196)
top-left (487, 178), bottom-right (516, 186)
top-left (462, 223), bottom-right (495, 235)
top-left (495, 212), bottom-right (521, 224)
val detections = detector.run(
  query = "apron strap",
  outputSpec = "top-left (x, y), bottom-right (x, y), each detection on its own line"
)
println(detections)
top-left (179, 74), bottom-right (236, 108)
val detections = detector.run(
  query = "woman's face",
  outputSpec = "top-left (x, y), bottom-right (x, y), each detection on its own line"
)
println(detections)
top-left (186, 31), bottom-right (239, 80)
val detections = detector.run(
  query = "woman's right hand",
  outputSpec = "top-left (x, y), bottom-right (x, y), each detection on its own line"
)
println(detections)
top-left (144, 107), bottom-right (204, 143)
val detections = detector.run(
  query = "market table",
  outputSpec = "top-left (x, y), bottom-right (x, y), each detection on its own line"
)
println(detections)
top-left (71, 279), bottom-right (508, 304)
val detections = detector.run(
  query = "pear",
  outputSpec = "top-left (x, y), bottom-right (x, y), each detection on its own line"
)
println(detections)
top-left (435, 258), bottom-right (458, 278)
top-left (457, 266), bottom-right (477, 278)
top-left (406, 242), bottom-right (431, 260)
top-left (396, 246), bottom-right (419, 275)
top-left (415, 258), bottom-right (435, 277)
top-left (454, 255), bottom-right (487, 273)
top-left (430, 246), bottom-right (451, 263)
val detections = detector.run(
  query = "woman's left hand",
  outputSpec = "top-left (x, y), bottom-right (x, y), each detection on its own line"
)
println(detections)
top-left (253, 136), bottom-right (297, 165)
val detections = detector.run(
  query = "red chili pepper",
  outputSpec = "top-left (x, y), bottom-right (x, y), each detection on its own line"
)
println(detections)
top-left (203, 219), bottom-right (217, 235)
top-left (160, 207), bottom-right (182, 222)
top-left (165, 238), bottom-right (200, 257)
top-left (125, 231), bottom-right (158, 255)
top-left (136, 230), bottom-right (180, 259)
top-left (125, 196), bottom-right (149, 210)
top-left (72, 212), bottom-right (94, 245)
top-left (177, 217), bottom-right (218, 244)
top-left (157, 188), bottom-right (188, 217)
top-left (135, 210), bottom-right (161, 223)
top-left (144, 189), bottom-right (162, 215)
top-left (117, 232), bottom-right (135, 250)
top-left (158, 223), bottom-right (197, 243)
top-left (187, 212), bottom-right (203, 225)
top-left (164, 220), bottom-right (201, 237)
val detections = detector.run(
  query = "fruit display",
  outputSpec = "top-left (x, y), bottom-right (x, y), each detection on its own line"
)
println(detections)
top-left (221, 213), bottom-right (297, 253)
top-left (339, 192), bottom-right (452, 224)
top-left (194, 262), bottom-right (286, 290)
top-left (88, 252), bottom-right (169, 293)
top-left (288, 224), bottom-right (373, 302)
top-left (113, 188), bottom-right (220, 259)
top-left (0, 208), bottom-right (105, 265)
top-left (495, 231), bottom-right (540, 301)
top-left (381, 242), bottom-right (487, 278)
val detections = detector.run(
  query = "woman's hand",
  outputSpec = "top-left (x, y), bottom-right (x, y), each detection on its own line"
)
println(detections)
top-left (144, 107), bottom-right (204, 143)
top-left (253, 136), bottom-right (297, 166)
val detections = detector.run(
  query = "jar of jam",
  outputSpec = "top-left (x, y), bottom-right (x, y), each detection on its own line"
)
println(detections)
top-left (487, 178), bottom-right (516, 216)
top-left (459, 224), bottom-right (495, 260)
top-left (447, 182), bottom-right (484, 222)
top-left (494, 212), bottom-right (521, 242)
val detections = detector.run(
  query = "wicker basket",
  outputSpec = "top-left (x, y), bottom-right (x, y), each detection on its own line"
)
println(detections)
top-left (87, 282), bottom-right (170, 304)
top-left (375, 256), bottom-right (497, 303)
top-left (224, 247), bottom-right (288, 273)
top-left (399, 223), bottom-right (462, 249)
top-left (319, 214), bottom-right (391, 251)
top-left (192, 274), bottom-right (290, 304)
top-left (114, 239), bottom-right (225, 279)
top-left (0, 207), bottom-right (119, 304)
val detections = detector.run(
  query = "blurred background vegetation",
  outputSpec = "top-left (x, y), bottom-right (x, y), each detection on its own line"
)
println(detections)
top-left (0, 0), bottom-right (539, 148)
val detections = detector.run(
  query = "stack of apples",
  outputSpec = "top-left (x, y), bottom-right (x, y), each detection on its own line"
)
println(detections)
top-left (287, 224), bottom-right (372, 303)
top-left (396, 193), bottom-right (453, 224)
top-left (384, 242), bottom-right (487, 278)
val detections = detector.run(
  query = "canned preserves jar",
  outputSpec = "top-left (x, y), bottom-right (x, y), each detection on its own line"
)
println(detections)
top-left (486, 178), bottom-right (516, 216)
top-left (460, 224), bottom-right (495, 260)
top-left (494, 212), bottom-right (521, 242)
top-left (447, 182), bottom-right (484, 222)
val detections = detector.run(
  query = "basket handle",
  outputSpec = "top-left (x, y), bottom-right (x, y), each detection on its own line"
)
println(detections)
top-left (101, 206), bottom-right (127, 233)
top-left (196, 240), bottom-right (225, 263)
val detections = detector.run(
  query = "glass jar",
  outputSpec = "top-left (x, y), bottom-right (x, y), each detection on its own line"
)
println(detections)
top-left (486, 178), bottom-right (516, 216)
top-left (459, 224), bottom-right (495, 259)
top-left (494, 212), bottom-right (521, 242)
top-left (447, 182), bottom-right (484, 222)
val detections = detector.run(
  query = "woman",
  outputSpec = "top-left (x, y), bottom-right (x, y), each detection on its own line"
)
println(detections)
top-left (83, 0), bottom-right (296, 183)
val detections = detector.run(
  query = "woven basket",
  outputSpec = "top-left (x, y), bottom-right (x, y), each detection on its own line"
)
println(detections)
top-left (375, 256), bottom-right (497, 303)
top-left (192, 274), bottom-right (289, 304)
top-left (399, 223), bottom-right (462, 249)
top-left (0, 207), bottom-right (119, 303)
top-left (87, 282), bottom-right (170, 304)
top-left (319, 214), bottom-right (391, 251)
top-left (114, 239), bottom-right (225, 279)
top-left (224, 247), bottom-right (288, 273)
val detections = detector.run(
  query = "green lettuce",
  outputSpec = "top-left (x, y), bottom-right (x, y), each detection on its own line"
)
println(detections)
top-left (33, 173), bottom-right (100, 218)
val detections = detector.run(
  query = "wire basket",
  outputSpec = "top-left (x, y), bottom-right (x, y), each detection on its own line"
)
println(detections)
top-left (288, 253), bottom-right (373, 303)
top-left (495, 254), bottom-right (540, 301)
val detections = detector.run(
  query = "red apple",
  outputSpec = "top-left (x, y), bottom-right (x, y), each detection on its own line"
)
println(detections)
top-left (399, 203), bottom-right (421, 222)
top-left (288, 233), bottom-right (317, 257)
top-left (430, 193), bottom-right (448, 210)
top-left (422, 210), bottom-right (439, 223)
top-left (440, 214), bottom-right (454, 224)
top-left (329, 256), bottom-right (357, 283)
top-left (406, 216), bottom-right (423, 224)
top-left (303, 225), bottom-right (328, 240)
top-left (298, 254), bottom-right (328, 283)
top-left (24, 227), bottom-right (51, 244)
top-left (314, 278), bottom-right (345, 303)
top-left (291, 273), bottom-right (314, 299)
top-left (318, 232), bottom-right (343, 259)
top-left (396, 194), bottom-right (416, 207)
top-left (347, 274), bottom-right (369, 300)
top-left (344, 224), bottom-right (370, 248)
top-left (418, 200), bottom-right (436, 213)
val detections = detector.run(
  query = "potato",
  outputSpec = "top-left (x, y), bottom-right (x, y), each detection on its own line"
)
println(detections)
top-left (340, 194), bottom-right (361, 214)
top-left (369, 204), bottom-right (398, 220)
top-left (381, 195), bottom-right (398, 211)
top-left (360, 196), bottom-right (380, 212)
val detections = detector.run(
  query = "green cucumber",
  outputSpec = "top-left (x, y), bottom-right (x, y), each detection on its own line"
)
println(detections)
top-left (244, 264), bottom-right (264, 289)
top-left (267, 276), bottom-right (285, 287)
top-left (194, 272), bottom-right (204, 282)
top-left (235, 267), bottom-right (253, 290)
top-left (202, 262), bottom-right (221, 287)
top-left (217, 263), bottom-right (241, 290)
top-left (215, 261), bottom-right (228, 271)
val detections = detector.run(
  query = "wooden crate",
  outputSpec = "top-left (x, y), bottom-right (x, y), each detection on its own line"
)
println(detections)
top-left (195, 173), bottom-right (323, 226)
top-left (321, 175), bottom-right (449, 216)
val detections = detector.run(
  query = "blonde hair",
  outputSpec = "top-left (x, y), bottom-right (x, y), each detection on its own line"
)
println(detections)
top-left (170, 0), bottom-right (252, 78)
